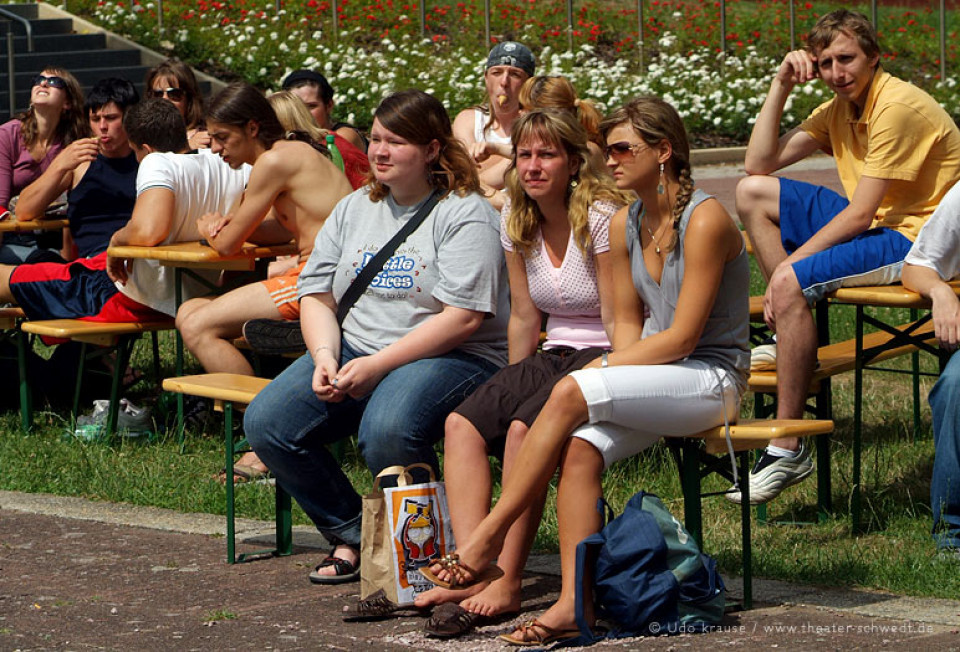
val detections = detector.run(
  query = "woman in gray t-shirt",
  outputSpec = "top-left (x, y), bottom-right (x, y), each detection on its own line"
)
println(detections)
top-left (245, 90), bottom-right (509, 586)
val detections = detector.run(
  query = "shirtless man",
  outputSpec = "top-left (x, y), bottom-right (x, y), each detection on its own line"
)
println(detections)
top-left (176, 84), bottom-right (352, 479)
top-left (452, 41), bottom-right (534, 210)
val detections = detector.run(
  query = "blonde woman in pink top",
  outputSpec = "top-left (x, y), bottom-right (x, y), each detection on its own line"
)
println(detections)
top-left (414, 109), bottom-right (630, 638)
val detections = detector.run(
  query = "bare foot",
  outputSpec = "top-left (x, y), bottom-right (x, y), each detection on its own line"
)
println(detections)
top-left (311, 544), bottom-right (359, 580)
top-left (504, 600), bottom-right (580, 642)
top-left (425, 527), bottom-right (505, 586)
top-left (236, 451), bottom-right (266, 470)
top-left (215, 451), bottom-right (270, 484)
top-left (413, 582), bottom-right (487, 608)
top-left (461, 574), bottom-right (521, 617)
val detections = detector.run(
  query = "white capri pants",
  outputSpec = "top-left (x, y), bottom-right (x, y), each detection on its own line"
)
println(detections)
top-left (569, 359), bottom-right (743, 469)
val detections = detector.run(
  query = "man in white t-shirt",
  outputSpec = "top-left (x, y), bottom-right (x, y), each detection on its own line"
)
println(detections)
top-left (901, 181), bottom-right (960, 559)
top-left (106, 99), bottom-right (250, 314)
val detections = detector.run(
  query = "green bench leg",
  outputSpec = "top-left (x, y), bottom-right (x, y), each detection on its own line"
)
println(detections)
top-left (17, 328), bottom-right (32, 432)
top-left (679, 439), bottom-right (753, 610)
top-left (222, 400), bottom-right (293, 564)
top-left (738, 450), bottom-right (752, 610)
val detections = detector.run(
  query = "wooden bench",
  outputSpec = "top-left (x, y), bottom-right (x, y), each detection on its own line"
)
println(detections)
top-left (20, 318), bottom-right (175, 435)
top-left (162, 372), bottom-right (291, 564)
top-left (745, 319), bottom-right (936, 526)
top-left (678, 418), bottom-right (834, 609)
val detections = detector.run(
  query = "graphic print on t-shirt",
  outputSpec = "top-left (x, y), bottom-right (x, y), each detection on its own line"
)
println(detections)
top-left (352, 243), bottom-right (426, 301)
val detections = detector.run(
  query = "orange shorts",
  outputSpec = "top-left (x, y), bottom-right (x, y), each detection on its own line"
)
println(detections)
top-left (261, 260), bottom-right (306, 320)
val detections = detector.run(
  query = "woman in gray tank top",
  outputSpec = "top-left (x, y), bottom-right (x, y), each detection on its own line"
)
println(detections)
top-left (423, 97), bottom-right (750, 646)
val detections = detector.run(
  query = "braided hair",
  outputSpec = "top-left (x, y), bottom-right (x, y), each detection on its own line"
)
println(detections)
top-left (601, 96), bottom-right (694, 254)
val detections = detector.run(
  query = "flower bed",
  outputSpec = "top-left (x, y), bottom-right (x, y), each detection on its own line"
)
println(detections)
top-left (67, 0), bottom-right (960, 141)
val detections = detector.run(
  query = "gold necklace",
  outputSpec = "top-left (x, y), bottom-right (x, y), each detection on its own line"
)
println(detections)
top-left (643, 207), bottom-right (670, 254)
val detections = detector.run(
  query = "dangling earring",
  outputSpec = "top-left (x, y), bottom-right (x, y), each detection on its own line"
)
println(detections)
top-left (657, 163), bottom-right (665, 195)
top-left (569, 178), bottom-right (579, 190)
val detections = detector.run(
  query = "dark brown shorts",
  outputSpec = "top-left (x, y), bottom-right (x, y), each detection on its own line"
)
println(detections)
top-left (452, 346), bottom-right (604, 457)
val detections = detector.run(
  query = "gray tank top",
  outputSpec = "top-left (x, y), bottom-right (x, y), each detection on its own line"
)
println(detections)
top-left (625, 189), bottom-right (750, 390)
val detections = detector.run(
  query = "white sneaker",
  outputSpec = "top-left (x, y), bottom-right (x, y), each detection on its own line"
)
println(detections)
top-left (751, 342), bottom-right (777, 371)
top-left (725, 442), bottom-right (814, 505)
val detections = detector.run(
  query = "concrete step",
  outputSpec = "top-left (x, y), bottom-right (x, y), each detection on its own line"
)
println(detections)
top-left (0, 16), bottom-right (74, 36)
top-left (0, 48), bottom-right (142, 71)
top-left (0, 3), bottom-right (221, 121)
top-left (0, 3), bottom-right (39, 19)
top-left (0, 32), bottom-right (108, 53)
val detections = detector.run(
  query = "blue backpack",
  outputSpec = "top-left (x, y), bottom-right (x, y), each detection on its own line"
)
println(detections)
top-left (565, 491), bottom-right (726, 646)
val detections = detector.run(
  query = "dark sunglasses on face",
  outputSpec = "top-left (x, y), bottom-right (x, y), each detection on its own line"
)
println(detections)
top-left (151, 87), bottom-right (186, 102)
top-left (32, 75), bottom-right (67, 90)
top-left (603, 141), bottom-right (646, 161)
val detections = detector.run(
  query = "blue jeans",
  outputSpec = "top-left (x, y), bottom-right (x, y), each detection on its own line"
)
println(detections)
top-left (244, 340), bottom-right (499, 548)
top-left (928, 351), bottom-right (960, 550)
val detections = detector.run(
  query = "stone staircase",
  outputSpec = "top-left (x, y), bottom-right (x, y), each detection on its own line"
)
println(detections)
top-left (0, 2), bottom-right (221, 121)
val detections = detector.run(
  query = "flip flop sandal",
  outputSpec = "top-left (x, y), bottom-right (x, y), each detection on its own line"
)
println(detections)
top-left (216, 464), bottom-right (271, 485)
top-left (309, 552), bottom-right (360, 585)
top-left (419, 553), bottom-right (504, 590)
top-left (341, 588), bottom-right (427, 622)
top-left (498, 619), bottom-right (580, 646)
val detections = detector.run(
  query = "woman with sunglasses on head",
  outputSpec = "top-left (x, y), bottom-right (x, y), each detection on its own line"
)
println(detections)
top-left (144, 59), bottom-right (209, 150)
top-left (0, 67), bottom-right (87, 264)
top-left (423, 97), bottom-right (749, 645)
top-left (414, 108), bottom-right (629, 638)
top-left (243, 89), bottom-right (509, 585)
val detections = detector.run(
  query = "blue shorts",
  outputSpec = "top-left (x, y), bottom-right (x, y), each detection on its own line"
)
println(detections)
top-left (780, 178), bottom-right (912, 304)
top-left (9, 252), bottom-right (166, 323)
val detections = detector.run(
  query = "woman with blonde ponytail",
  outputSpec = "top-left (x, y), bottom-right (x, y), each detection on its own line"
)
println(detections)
top-left (416, 109), bottom-right (629, 637)
top-left (422, 97), bottom-right (750, 645)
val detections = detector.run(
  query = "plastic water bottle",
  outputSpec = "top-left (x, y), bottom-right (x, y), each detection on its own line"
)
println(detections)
top-left (326, 134), bottom-right (345, 173)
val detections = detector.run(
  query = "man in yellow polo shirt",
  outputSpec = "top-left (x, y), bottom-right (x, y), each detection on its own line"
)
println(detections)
top-left (731, 8), bottom-right (960, 504)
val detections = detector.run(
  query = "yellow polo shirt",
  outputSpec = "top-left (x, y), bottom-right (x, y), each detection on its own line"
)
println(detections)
top-left (800, 69), bottom-right (960, 240)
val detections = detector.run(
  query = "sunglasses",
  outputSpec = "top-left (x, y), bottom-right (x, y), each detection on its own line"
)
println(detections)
top-left (603, 141), bottom-right (646, 161)
top-left (150, 87), bottom-right (186, 102)
top-left (32, 75), bottom-right (67, 90)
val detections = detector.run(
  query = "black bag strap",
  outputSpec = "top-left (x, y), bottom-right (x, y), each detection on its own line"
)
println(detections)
top-left (336, 190), bottom-right (440, 325)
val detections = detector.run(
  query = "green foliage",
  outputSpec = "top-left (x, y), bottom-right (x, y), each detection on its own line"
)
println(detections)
top-left (54, 0), bottom-right (960, 141)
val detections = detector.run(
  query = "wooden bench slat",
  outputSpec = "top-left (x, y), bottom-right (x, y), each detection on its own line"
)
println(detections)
top-left (21, 318), bottom-right (175, 346)
top-left (748, 320), bottom-right (934, 392)
top-left (0, 307), bottom-right (25, 330)
top-left (694, 418), bottom-right (834, 454)
top-left (162, 373), bottom-right (271, 405)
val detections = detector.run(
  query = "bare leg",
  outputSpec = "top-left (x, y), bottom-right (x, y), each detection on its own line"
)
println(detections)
top-left (0, 264), bottom-right (17, 303)
top-left (177, 282), bottom-right (283, 376)
top-left (768, 265), bottom-right (816, 450)
top-left (736, 175), bottom-right (787, 282)
top-left (416, 413), bottom-right (494, 607)
top-left (178, 283), bottom-right (282, 473)
top-left (428, 376), bottom-right (589, 585)
top-left (462, 419), bottom-right (545, 617)
top-left (503, 438), bottom-right (603, 642)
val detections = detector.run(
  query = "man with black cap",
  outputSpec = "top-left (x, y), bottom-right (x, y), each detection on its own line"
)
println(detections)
top-left (452, 41), bottom-right (535, 210)
top-left (281, 69), bottom-right (367, 151)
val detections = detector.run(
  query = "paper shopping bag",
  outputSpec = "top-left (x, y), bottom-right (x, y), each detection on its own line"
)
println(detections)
top-left (360, 463), bottom-right (455, 606)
